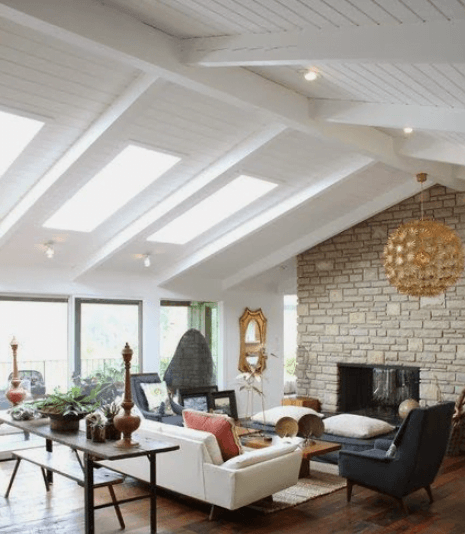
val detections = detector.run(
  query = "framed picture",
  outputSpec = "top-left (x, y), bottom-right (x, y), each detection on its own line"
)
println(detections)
top-left (180, 391), bottom-right (212, 412)
top-left (210, 390), bottom-right (238, 420)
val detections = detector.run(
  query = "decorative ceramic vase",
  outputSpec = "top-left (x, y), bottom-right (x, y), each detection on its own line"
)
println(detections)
top-left (114, 343), bottom-right (140, 448)
top-left (5, 337), bottom-right (27, 406)
top-left (399, 398), bottom-right (420, 419)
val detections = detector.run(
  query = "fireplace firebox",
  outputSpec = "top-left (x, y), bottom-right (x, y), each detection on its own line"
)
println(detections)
top-left (337, 363), bottom-right (420, 421)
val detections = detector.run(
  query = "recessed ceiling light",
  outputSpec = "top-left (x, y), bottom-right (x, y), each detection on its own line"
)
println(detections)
top-left (143, 254), bottom-right (151, 268)
top-left (43, 145), bottom-right (180, 232)
top-left (403, 127), bottom-right (413, 134)
top-left (0, 110), bottom-right (44, 179)
top-left (304, 70), bottom-right (319, 81)
top-left (147, 175), bottom-right (277, 245)
top-left (44, 241), bottom-right (54, 259)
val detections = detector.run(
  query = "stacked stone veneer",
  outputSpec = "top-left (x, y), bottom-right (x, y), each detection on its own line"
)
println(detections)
top-left (296, 185), bottom-right (465, 412)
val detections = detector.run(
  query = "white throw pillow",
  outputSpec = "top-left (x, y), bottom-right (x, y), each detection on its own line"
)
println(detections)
top-left (140, 382), bottom-right (174, 416)
top-left (222, 443), bottom-right (298, 469)
top-left (251, 405), bottom-right (323, 425)
top-left (323, 414), bottom-right (395, 439)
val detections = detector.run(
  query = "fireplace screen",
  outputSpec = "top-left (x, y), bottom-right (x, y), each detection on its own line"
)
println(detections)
top-left (338, 364), bottom-right (420, 417)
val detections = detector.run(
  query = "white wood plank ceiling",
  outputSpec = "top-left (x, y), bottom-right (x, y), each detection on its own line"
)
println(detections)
top-left (0, 0), bottom-right (465, 291)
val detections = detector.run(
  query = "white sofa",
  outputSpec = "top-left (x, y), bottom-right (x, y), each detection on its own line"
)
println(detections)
top-left (99, 419), bottom-right (301, 512)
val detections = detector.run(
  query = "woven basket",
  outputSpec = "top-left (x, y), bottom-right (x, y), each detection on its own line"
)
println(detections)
top-left (447, 420), bottom-right (465, 456)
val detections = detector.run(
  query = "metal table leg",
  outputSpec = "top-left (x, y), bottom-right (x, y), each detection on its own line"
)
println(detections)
top-left (45, 438), bottom-right (53, 483)
top-left (148, 452), bottom-right (157, 533)
top-left (84, 452), bottom-right (95, 534)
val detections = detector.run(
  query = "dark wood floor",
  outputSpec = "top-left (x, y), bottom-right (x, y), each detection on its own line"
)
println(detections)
top-left (0, 453), bottom-right (464, 533)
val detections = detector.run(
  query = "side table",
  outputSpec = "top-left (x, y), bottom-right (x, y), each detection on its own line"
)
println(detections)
top-left (282, 396), bottom-right (321, 412)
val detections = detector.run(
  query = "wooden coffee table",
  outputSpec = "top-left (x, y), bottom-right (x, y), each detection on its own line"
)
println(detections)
top-left (240, 433), bottom-right (341, 478)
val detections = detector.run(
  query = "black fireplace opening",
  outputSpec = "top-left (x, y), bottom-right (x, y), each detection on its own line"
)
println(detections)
top-left (337, 363), bottom-right (420, 423)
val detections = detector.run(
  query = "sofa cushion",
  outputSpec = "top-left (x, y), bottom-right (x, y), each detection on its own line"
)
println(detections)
top-left (251, 405), bottom-right (323, 426)
top-left (183, 409), bottom-right (242, 461)
top-left (323, 414), bottom-right (395, 439)
top-left (222, 443), bottom-right (298, 469)
top-left (140, 381), bottom-right (174, 416)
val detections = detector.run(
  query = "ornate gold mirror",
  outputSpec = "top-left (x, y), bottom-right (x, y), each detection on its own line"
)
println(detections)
top-left (238, 308), bottom-right (267, 375)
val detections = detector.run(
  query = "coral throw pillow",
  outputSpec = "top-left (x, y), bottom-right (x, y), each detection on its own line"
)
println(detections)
top-left (183, 409), bottom-right (242, 461)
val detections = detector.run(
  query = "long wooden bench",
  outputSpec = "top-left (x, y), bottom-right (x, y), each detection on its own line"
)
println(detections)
top-left (5, 447), bottom-right (126, 529)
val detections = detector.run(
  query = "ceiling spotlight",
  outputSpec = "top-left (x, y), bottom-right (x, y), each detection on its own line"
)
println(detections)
top-left (143, 254), bottom-right (151, 268)
top-left (44, 242), bottom-right (54, 259)
top-left (304, 70), bottom-right (318, 81)
top-left (403, 127), bottom-right (413, 134)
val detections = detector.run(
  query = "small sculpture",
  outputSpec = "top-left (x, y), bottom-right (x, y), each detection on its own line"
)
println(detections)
top-left (5, 337), bottom-right (27, 406)
top-left (114, 343), bottom-right (140, 448)
top-left (298, 413), bottom-right (325, 445)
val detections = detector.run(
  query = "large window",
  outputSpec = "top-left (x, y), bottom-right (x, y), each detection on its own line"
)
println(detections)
top-left (0, 297), bottom-right (68, 395)
top-left (160, 300), bottom-right (218, 380)
top-left (284, 295), bottom-right (298, 381)
top-left (75, 299), bottom-right (141, 379)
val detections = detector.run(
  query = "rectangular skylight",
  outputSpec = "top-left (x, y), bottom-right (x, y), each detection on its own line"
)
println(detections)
top-left (44, 145), bottom-right (180, 232)
top-left (0, 110), bottom-right (44, 179)
top-left (147, 175), bottom-right (277, 245)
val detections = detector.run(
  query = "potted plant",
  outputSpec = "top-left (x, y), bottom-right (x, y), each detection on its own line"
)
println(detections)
top-left (101, 401), bottom-right (122, 441)
top-left (33, 386), bottom-right (101, 431)
top-left (86, 410), bottom-right (107, 442)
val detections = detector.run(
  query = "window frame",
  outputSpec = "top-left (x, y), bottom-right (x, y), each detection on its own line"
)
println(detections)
top-left (74, 298), bottom-right (143, 377)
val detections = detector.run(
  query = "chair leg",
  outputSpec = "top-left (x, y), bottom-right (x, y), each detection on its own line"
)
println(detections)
top-left (107, 483), bottom-right (125, 530)
top-left (395, 497), bottom-right (408, 514)
top-left (346, 479), bottom-right (353, 502)
top-left (425, 485), bottom-right (434, 503)
top-left (5, 458), bottom-right (22, 498)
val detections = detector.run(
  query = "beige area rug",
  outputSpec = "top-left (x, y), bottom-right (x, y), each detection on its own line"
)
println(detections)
top-left (249, 465), bottom-right (346, 513)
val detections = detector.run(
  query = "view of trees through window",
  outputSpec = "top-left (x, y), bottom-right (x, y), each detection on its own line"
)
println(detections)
top-left (76, 299), bottom-right (141, 380)
top-left (160, 300), bottom-right (218, 381)
top-left (0, 298), bottom-right (68, 400)
top-left (284, 295), bottom-right (298, 380)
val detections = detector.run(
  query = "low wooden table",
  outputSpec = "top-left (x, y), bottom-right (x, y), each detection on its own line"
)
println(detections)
top-left (241, 434), bottom-right (341, 478)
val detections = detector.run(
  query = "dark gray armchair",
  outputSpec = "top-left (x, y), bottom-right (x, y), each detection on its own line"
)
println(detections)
top-left (339, 402), bottom-right (455, 513)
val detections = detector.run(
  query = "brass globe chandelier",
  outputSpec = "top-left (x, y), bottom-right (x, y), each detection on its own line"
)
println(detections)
top-left (383, 173), bottom-right (464, 297)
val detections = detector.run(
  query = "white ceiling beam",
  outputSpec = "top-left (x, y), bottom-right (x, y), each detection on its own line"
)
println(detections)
top-left (397, 136), bottom-right (465, 186)
top-left (0, 0), bottom-right (455, 185)
top-left (71, 123), bottom-right (287, 280)
top-left (154, 158), bottom-right (375, 286)
top-left (222, 178), bottom-right (424, 290)
top-left (313, 100), bottom-right (465, 135)
top-left (183, 20), bottom-right (465, 67)
top-left (0, 71), bottom-right (159, 247)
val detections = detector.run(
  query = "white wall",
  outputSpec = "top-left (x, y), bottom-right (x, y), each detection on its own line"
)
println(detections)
top-left (221, 290), bottom-right (284, 417)
top-left (0, 265), bottom-right (286, 414)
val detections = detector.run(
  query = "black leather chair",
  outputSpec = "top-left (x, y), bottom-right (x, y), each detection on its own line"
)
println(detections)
top-left (339, 402), bottom-right (455, 513)
top-left (130, 373), bottom-right (183, 426)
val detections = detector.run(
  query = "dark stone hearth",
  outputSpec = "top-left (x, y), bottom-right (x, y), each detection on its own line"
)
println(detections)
top-left (163, 329), bottom-right (215, 390)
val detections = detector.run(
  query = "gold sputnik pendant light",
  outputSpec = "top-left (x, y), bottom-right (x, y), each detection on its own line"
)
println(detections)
top-left (383, 173), bottom-right (464, 297)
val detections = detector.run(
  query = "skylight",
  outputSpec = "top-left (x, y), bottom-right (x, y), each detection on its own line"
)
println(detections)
top-left (44, 145), bottom-right (180, 232)
top-left (147, 175), bottom-right (277, 245)
top-left (0, 110), bottom-right (44, 179)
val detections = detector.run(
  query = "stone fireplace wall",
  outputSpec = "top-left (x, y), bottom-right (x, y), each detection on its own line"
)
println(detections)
top-left (296, 185), bottom-right (465, 412)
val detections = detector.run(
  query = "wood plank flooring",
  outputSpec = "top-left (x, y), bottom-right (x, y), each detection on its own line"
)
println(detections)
top-left (0, 453), bottom-right (464, 533)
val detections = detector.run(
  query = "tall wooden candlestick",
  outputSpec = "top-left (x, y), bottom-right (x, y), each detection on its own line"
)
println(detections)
top-left (114, 343), bottom-right (140, 448)
top-left (5, 337), bottom-right (27, 406)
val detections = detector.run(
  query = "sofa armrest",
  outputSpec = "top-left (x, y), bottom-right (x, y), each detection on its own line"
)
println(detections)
top-left (222, 443), bottom-right (297, 469)
top-left (204, 448), bottom-right (301, 510)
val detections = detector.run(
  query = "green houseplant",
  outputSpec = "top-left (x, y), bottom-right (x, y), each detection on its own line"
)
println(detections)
top-left (33, 386), bottom-right (102, 431)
